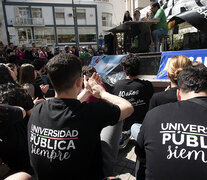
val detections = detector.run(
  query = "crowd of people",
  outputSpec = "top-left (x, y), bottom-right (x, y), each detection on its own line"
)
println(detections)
top-left (0, 45), bottom-right (207, 180)
top-left (0, 2), bottom-right (207, 180)
top-left (0, 41), bottom-right (105, 65)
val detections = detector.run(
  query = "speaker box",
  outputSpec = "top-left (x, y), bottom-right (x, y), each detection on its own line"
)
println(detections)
top-left (104, 33), bottom-right (115, 55)
top-left (183, 32), bottom-right (200, 50)
top-left (131, 22), bottom-right (151, 53)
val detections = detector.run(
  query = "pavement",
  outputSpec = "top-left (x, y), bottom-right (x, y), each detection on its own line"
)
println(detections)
top-left (113, 138), bottom-right (137, 180)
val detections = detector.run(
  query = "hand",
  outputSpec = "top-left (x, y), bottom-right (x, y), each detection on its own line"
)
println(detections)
top-left (165, 85), bottom-right (171, 91)
top-left (40, 84), bottom-right (49, 94)
top-left (83, 75), bottom-right (92, 94)
top-left (33, 97), bottom-right (45, 105)
top-left (88, 72), bottom-right (105, 98)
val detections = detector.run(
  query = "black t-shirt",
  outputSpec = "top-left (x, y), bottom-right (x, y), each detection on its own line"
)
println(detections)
top-left (136, 97), bottom-right (207, 180)
top-left (28, 98), bottom-right (120, 180)
top-left (0, 104), bottom-right (32, 172)
top-left (6, 48), bottom-right (16, 63)
top-left (113, 79), bottom-right (154, 130)
top-left (149, 87), bottom-right (178, 110)
top-left (33, 83), bottom-right (44, 99)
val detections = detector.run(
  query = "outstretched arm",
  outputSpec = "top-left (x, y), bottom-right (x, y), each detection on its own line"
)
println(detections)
top-left (88, 73), bottom-right (134, 121)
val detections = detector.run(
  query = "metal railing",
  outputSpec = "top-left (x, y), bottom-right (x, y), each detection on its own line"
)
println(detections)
top-left (18, 39), bottom-right (52, 46)
top-left (14, 17), bottom-right (44, 26)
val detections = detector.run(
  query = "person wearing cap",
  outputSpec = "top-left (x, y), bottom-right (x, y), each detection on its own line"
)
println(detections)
top-left (54, 46), bottom-right (61, 56)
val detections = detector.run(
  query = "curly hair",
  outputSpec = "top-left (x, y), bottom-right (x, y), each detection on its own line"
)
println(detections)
top-left (121, 54), bottom-right (140, 76)
top-left (82, 65), bottom-right (96, 77)
top-left (168, 55), bottom-right (192, 85)
top-left (0, 83), bottom-right (29, 108)
top-left (178, 65), bottom-right (207, 93)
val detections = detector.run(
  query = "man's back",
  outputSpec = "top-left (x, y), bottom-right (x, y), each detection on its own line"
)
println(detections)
top-left (28, 98), bottom-right (120, 180)
top-left (136, 97), bottom-right (207, 180)
top-left (113, 78), bottom-right (153, 130)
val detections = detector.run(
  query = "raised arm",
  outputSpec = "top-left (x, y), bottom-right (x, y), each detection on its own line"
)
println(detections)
top-left (88, 73), bottom-right (134, 121)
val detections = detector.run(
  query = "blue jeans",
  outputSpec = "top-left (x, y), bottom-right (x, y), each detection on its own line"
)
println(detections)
top-left (152, 28), bottom-right (168, 52)
top-left (131, 123), bottom-right (142, 141)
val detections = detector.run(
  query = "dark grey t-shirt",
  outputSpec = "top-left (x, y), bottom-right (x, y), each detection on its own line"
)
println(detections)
top-left (136, 97), bottom-right (207, 180)
top-left (28, 98), bottom-right (120, 180)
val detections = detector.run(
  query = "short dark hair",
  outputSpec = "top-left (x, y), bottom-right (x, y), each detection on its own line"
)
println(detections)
top-left (134, 10), bottom-right (140, 16)
top-left (177, 65), bottom-right (207, 93)
top-left (82, 65), bottom-right (96, 77)
top-left (33, 58), bottom-right (47, 71)
top-left (151, 2), bottom-right (160, 9)
top-left (46, 53), bottom-right (82, 93)
top-left (121, 54), bottom-right (140, 76)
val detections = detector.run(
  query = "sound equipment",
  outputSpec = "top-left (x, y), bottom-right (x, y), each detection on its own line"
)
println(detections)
top-left (183, 32), bottom-right (200, 50)
top-left (131, 22), bottom-right (151, 53)
top-left (104, 33), bottom-right (115, 55)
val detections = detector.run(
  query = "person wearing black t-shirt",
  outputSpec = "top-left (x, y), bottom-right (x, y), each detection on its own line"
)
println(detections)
top-left (27, 53), bottom-right (133, 180)
top-left (113, 54), bottom-right (154, 149)
top-left (136, 65), bottom-right (207, 180)
top-left (6, 43), bottom-right (16, 64)
top-left (0, 104), bottom-right (31, 176)
top-left (149, 55), bottom-right (192, 110)
top-left (123, 10), bottom-right (132, 23)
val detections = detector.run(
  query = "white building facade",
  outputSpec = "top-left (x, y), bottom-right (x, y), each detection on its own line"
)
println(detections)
top-left (126, 0), bottom-right (151, 17)
top-left (0, 0), bottom-right (126, 47)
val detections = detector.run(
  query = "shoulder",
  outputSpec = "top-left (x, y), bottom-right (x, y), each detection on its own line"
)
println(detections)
top-left (114, 79), bottom-right (127, 87)
top-left (139, 79), bottom-right (153, 87)
top-left (147, 99), bottom-right (192, 119)
top-left (152, 90), bottom-right (166, 99)
top-left (153, 88), bottom-right (177, 101)
top-left (87, 100), bottom-right (119, 110)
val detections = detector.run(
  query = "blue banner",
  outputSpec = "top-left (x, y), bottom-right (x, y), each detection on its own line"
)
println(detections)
top-left (90, 55), bottom-right (126, 77)
top-left (156, 49), bottom-right (207, 79)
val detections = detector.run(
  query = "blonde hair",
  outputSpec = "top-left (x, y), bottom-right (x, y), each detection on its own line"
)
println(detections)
top-left (168, 55), bottom-right (192, 84)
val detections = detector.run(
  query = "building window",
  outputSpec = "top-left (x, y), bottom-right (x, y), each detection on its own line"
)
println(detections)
top-left (17, 28), bottom-right (32, 45)
top-left (57, 27), bottom-right (75, 44)
top-left (55, 8), bottom-right (65, 24)
top-left (55, 12), bottom-right (64, 19)
top-left (102, 13), bottom-right (112, 27)
top-left (78, 27), bottom-right (96, 43)
top-left (34, 27), bottom-right (55, 45)
top-left (32, 8), bottom-right (42, 18)
top-left (17, 7), bottom-right (30, 18)
top-left (76, 9), bottom-right (86, 19)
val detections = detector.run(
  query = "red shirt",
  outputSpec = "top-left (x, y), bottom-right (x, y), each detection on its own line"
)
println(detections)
top-left (85, 82), bottom-right (107, 103)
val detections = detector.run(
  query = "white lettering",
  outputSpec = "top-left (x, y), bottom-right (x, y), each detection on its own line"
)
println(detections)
top-left (162, 133), bottom-right (171, 144)
top-left (186, 135), bottom-right (199, 147)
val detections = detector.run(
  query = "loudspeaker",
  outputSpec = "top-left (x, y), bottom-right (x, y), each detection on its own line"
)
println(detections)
top-left (131, 22), bottom-right (151, 53)
top-left (199, 31), bottom-right (207, 49)
top-left (183, 32), bottom-right (199, 50)
top-left (104, 33), bottom-right (115, 55)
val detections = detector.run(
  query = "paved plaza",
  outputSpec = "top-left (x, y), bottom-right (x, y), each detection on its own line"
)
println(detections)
top-left (0, 139), bottom-right (137, 180)
top-left (113, 139), bottom-right (137, 180)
